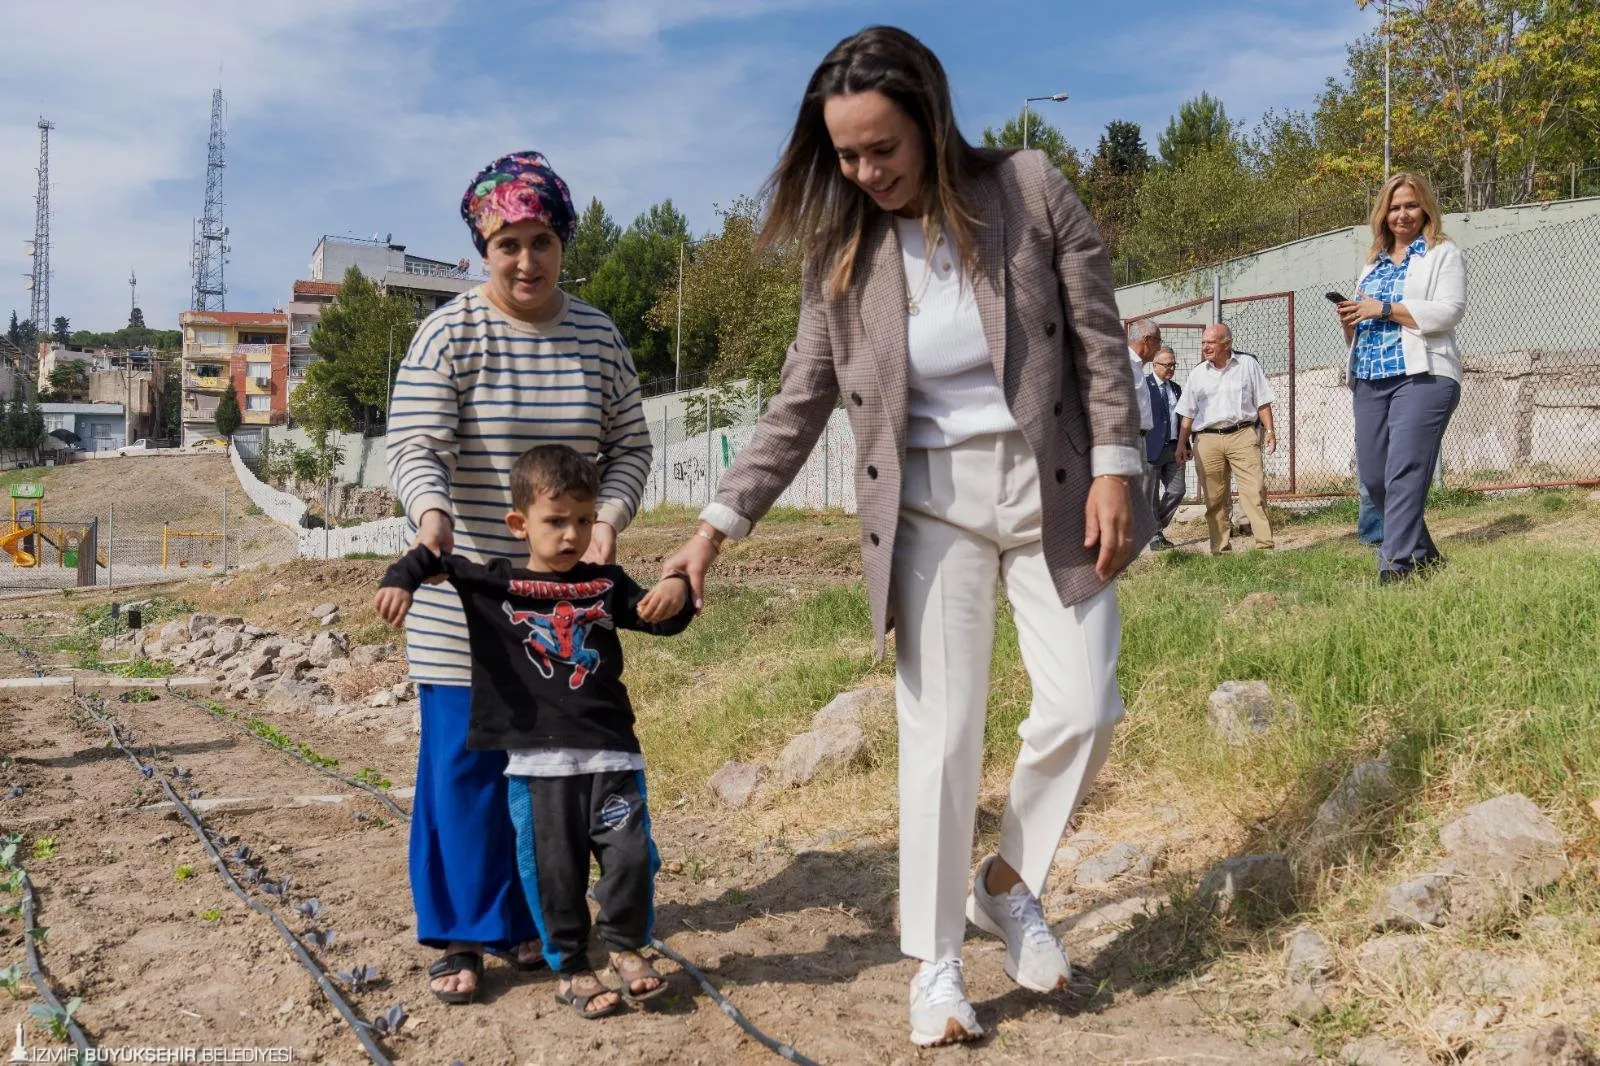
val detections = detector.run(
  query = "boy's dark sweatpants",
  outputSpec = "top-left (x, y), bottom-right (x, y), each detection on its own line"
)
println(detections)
top-left (506, 770), bottom-right (660, 975)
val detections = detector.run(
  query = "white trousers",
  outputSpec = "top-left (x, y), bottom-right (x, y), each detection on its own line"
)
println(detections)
top-left (891, 431), bottom-right (1124, 963)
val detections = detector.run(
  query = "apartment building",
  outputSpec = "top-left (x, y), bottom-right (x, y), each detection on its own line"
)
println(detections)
top-left (178, 310), bottom-right (289, 448)
top-left (289, 235), bottom-right (482, 390)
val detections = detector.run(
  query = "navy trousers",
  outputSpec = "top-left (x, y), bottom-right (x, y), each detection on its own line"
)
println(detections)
top-left (410, 683), bottom-right (539, 950)
top-left (1353, 373), bottom-right (1460, 574)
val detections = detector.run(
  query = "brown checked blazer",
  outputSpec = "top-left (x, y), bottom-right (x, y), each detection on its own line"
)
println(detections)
top-left (713, 149), bottom-right (1155, 654)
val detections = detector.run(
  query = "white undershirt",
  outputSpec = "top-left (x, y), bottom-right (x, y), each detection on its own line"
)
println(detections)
top-left (895, 218), bottom-right (1019, 449)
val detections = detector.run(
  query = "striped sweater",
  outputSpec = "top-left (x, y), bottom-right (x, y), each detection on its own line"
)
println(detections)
top-left (385, 286), bottom-right (652, 685)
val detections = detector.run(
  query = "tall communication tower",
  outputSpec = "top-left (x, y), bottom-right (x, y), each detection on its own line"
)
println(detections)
top-left (190, 87), bottom-right (228, 310)
top-left (27, 118), bottom-right (54, 355)
top-left (129, 269), bottom-right (138, 318)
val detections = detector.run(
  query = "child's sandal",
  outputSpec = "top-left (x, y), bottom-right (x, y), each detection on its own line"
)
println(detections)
top-left (611, 950), bottom-right (669, 1005)
top-left (556, 972), bottom-right (622, 1019)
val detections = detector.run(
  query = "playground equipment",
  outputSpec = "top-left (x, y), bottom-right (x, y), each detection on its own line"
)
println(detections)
top-left (162, 523), bottom-right (225, 568)
top-left (2, 484), bottom-right (44, 567)
top-left (1, 483), bottom-right (104, 570)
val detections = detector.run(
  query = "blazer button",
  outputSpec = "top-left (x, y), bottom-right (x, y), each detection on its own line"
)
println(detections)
top-left (866, 465), bottom-right (878, 479)
top-left (1045, 321), bottom-right (1058, 337)
top-left (1055, 469), bottom-right (1067, 484)
top-left (869, 533), bottom-right (880, 546)
top-left (851, 392), bottom-right (863, 406)
top-left (1053, 401), bottom-right (1063, 416)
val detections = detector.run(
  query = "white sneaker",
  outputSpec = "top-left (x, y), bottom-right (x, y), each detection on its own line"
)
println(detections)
top-left (908, 958), bottom-right (983, 1047)
top-left (965, 854), bottom-right (1070, 992)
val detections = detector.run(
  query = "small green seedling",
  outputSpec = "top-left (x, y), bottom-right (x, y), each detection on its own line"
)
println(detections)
top-left (355, 768), bottom-right (392, 790)
top-left (0, 962), bottom-right (22, 996)
top-left (29, 997), bottom-right (81, 1041)
top-left (32, 836), bottom-right (57, 861)
top-left (200, 908), bottom-right (223, 922)
top-left (174, 864), bottom-right (195, 881)
top-left (27, 926), bottom-right (47, 943)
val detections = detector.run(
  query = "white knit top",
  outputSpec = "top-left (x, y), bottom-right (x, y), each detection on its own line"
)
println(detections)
top-left (895, 217), bottom-right (1020, 449)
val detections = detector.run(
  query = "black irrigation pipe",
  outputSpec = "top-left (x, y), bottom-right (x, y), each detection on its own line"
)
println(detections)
top-left (75, 694), bottom-right (396, 1066)
top-left (0, 630), bottom-right (411, 822)
top-left (9, 631), bottom-right (825, 1066)
top-left (18, 870), bottom-right (95, 1053)
top-left (649, 937), bottom-right (823, 1066)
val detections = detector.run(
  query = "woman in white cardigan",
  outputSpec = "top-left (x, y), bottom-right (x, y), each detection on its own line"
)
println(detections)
top-left (1337, 172), bottom-right (1467, 582)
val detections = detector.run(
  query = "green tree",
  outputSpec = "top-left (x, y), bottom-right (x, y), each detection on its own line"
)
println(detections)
top-left (1126, 145), bottom-right (1274, 279)
top-left (213, 381), bottom-right (242, 440)
top-left (1158, 91), bottom-right (1234, 169)
top-left (563, 198), bottom-right (621, 296)
top-left (23, 389), bottom-right (43, 456)
top-left (1083, 120), bottom-right (1152, 272)
top-left (646, 195), bottom-right (799, 396)
top-left (305, 266), bottom-right (420, 424)
top-left (128, 306), bottom-right (145, 329)
top-left (583, 201), bottom-right (689, 380)
top-left (981, 117), bottom-right (1085, 190)
top-left (47, 363), bottom-right (89, 402)
top-left (287, 366), bottom-right (355, 441)
top-left (6, 311), bottom-right (18, 348)
top-left (50, 317), bottom-right (70, 346)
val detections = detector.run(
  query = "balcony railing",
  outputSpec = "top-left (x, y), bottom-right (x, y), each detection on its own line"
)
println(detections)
top-left (184, 342), bottom-right (287, 358)
top-left (185, 374), bottom-right (228, 393)
top-left (241, 410), bottom-right (280, 425)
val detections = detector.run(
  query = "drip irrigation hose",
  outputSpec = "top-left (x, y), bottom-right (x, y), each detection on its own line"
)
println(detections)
top-left (0, 631), bottom-right (411, 822)
top-left (649, 937), bottom-right (823, 1066)
top-left (7, 629), bottom-right (826, 1065)
top-left (76, 695), bottom-right (396, 1066)
top-left (18, 869), bottom-right (94, 1053)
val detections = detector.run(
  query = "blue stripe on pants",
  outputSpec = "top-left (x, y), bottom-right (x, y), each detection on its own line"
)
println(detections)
top-left (634, 770), bottom-right (661, 942)
top-left (505, 777), bottom-right (564, 972)
top-left (409, 683), bottom-right (538, 950)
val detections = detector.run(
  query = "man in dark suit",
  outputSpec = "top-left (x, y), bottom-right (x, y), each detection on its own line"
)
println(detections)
top-left (1145, 344), bottom-right (1186, 549)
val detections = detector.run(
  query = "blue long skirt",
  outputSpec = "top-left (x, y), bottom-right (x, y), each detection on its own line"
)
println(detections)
top-left (409, 683), bottom-right (538, 950)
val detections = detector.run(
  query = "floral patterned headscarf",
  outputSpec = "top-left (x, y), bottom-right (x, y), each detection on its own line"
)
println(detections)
top-left (460, 151), bottom-right (577, 255)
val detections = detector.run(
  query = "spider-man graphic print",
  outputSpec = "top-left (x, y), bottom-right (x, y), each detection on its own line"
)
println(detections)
top-left (504, 598), bottom-right (610, 689)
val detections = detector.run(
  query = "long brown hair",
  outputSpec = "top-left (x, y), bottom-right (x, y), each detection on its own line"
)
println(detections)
top-left (757, 26), bottom-right (1005, 299)
top-left (1367, 172), bottom-right (1448, 264)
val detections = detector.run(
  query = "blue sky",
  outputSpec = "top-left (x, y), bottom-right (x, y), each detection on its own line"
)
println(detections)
top-left (0, 0), bottom-right (1375, 334)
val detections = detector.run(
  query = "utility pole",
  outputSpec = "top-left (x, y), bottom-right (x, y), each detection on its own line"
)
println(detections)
top-left (1383, 0), bottom-right (1392, 184)
top-left (675, 241), bottom-right (685, 394)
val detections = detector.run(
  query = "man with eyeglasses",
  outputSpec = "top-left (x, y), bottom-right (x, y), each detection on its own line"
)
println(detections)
top-left (1175, 323), bottom-right (1277, 554)
top-left (1144, 345), bottom-right (1186, 549)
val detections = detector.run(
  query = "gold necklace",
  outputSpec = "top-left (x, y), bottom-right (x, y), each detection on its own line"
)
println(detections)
top-left (903, 231), bottom-right (944, 316)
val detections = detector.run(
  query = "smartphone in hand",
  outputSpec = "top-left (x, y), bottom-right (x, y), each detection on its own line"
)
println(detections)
top-left (1324, 291), bottom-right (1348, 304)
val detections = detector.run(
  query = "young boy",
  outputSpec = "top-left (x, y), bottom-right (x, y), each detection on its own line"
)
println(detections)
top-left (375, 444), bottom-right (694, 1019)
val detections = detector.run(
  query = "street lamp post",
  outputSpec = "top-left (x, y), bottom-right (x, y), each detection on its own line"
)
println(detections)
top-left (1021, 92), bottom-right (1069, 149)
top-left (1382, 0), bottom-right (1392, 183)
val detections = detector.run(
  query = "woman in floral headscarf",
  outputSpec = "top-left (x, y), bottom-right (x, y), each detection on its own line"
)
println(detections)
top-left (385, 152), bottom-right (654, 1006)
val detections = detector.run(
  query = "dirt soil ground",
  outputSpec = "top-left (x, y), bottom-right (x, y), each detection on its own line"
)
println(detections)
top-left (0, 512), bottom-right (1317, 1065)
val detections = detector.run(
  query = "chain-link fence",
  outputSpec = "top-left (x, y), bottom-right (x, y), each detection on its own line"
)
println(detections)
top-left (1124, 212), bottom-right (1600, 500)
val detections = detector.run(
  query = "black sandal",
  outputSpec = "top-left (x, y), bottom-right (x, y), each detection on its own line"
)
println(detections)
top-left (611, 950), bottom-right (669, 1005)
top-left (555, 972), bottom-right (622, 1020)
top-left (427, 950), bottom-right (484, 1005)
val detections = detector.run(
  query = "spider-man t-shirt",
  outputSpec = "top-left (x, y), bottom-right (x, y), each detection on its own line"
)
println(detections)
top-left (379, 547), bottom-right (695, 753)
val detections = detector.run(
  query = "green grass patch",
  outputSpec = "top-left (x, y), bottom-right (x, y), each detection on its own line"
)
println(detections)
top-left (628, 504), bottom-right (852, 530)
top-left (627, 582), bottom-right (882, 797)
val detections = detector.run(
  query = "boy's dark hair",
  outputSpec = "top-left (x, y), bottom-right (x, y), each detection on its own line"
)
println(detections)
top-left (509, 444), bottom-right (600, 512)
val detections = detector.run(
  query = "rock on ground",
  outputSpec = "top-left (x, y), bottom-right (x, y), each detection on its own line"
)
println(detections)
top-left (811, 689), bottom-right (877, 730)
top-left (1470, 1024), bottom-right (1599, 1066)
top-left (307, 631), bottom-right (349, 667)
top-left (1197, 853), bottom-right (1295, 917)
top-left (310, 602), bottom-right (338, 620)
top-left (1371, 873), bottom-right (1451, 931)
top-left (1311, 759), bottom-right (1396, 846)
top-left (1284, 925), bottom-right (1334, 986)
top-left (1439, 793), bottom-right (1566, 919)
top-left (774, 724), bottom-right (867, 787)
top-left (1074, 842), bottom-right (1154, 887)
top-left (1206, 680), bottom-right (1280, 745)
top-left (707, 761), bottom-right (764, 809)
top-left (1356, 934), bottom-right (1429, 986)
top-left (1341, 1037), bottom-right (1427, 1066)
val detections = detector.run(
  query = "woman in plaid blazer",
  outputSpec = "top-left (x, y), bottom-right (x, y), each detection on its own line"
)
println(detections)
top-left (663, 26), bottom-right (1153, 1046)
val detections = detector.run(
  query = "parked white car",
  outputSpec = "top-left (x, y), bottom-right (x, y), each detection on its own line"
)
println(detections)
top-left (115, 439), bottom-right (157, 456)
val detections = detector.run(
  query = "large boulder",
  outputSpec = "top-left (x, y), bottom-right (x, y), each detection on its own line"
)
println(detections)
top-left (211, 630), bottom-right (245, 661)
top-left (307, 631), bottom-right (350, 668)
top-left (1439, 794), bottom-right (1566, 919)
top-left (774, 724), bottom-right (866, 787)
top-left (187, 614), bottom-right (218, 639)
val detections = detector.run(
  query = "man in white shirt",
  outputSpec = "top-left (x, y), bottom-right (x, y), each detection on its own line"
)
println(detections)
top-left (1175, 324), bottom-right (1277, 554)
top-left (1126, 320), bottom-right (1159, 528)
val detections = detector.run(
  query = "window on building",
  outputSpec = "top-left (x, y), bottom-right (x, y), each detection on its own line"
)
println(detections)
top-left (194, 328), bottom-right (226, 346)
top-left (246, 362), bottom-right (271, 380)
top-left (246, 395), bottom-right (271, 412)
top-left (237, 332), bottom-right (283, 346)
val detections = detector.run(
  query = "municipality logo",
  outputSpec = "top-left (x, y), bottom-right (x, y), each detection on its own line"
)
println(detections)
top-left (10, 1023), bottom-right (27, 1063)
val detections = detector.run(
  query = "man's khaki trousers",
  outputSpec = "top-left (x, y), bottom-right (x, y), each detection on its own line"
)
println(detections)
top-left (1194, 426), bottom-right (1274, 553)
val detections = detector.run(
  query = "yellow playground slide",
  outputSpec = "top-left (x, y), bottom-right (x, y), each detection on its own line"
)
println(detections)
top-left (0, 526), bottom-right (36, 568)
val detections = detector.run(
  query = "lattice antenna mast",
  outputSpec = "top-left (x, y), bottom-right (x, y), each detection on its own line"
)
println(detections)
top-left (191, 87), bottom-right (228, 310)
top-left (28, 118), bottom-right (53, 357)
top-left (129, 269), bottom-right (138, 318)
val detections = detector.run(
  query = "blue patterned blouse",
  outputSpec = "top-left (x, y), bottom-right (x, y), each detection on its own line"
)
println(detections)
top-left (1353, 237), bottom-right (1428, 380)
